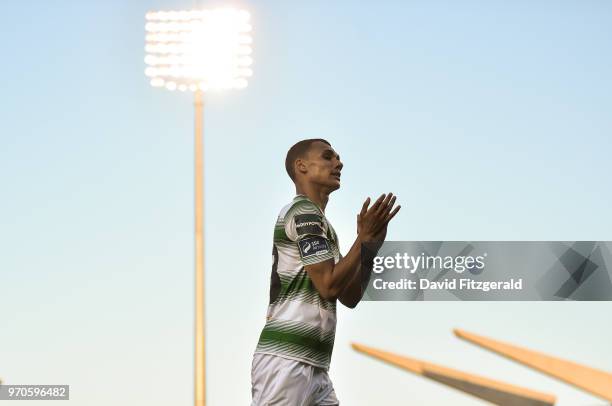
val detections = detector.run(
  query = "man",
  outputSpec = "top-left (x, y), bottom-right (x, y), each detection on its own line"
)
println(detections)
top-left (252, 139), bottom-right (400, 405)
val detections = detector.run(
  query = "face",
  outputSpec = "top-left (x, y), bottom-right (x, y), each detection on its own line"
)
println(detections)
top-left (300, 141), bottom-right (343, 191)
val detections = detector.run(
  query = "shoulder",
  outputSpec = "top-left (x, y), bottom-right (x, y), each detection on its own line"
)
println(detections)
top-left (282, 196), bottom-right (322, 222)
top-left (279, 197), bottom-right (327, 242)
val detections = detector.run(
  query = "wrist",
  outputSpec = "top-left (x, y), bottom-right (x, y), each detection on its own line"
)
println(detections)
top-left (357, 232), bottom-right (374, 243)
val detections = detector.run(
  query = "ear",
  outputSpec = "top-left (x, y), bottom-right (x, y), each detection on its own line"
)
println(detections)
top-left (295, 158), bottom-right (308, 176)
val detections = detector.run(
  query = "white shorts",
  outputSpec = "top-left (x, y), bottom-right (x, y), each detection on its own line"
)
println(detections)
top-left (251, 353), bottom-right (339, 406)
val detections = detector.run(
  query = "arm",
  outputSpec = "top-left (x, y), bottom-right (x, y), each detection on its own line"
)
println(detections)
top-left (335, 263), bottom-right (366, 309)
top-left (337, 224), bottom-right (388, 308)
top-left (305, 194), bottom-right (400, 305)
top-left (304, 234), bottom-right (366, 302)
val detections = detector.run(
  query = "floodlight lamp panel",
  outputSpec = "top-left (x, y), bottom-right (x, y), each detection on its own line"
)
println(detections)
top-left (144, 7), bottom-right (253, 92)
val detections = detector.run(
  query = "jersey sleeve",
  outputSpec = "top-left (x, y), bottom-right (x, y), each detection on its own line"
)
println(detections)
top-left (285, 200), bottom-right (336, 266)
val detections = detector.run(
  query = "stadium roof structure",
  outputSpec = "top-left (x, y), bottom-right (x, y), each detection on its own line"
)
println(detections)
top-left (353, 329), bottom-right (612, 405)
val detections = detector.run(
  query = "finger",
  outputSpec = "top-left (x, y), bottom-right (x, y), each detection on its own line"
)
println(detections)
top-left (381, 195), bottom-right (397, 217)
top-left (376, 193), bottom-right (393, 216)
top-left (368, 194), bottom-right (386, 214)
top-left (379, 194), bottom-right (395, 217)
top-left (384, 205), bottom-right (401, 223)
top-left (360, 198), bottom-right (370, 218)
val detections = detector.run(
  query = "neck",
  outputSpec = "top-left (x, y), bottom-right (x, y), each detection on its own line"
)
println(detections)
top-left (295, 183), bottom-right (331, 212)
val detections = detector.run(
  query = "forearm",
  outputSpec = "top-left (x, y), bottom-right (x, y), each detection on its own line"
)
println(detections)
top-left (338, 244), bottom-right (377, 308)
top-left (318, 236), bottom-right (364, 300)
top-left (306, 193), bottom-right (399, 302)
top-left (337, 264), bottom-right (363, 308)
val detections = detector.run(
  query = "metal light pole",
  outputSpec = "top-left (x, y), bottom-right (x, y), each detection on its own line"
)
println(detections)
top-left (193, 89), bottom-right (205, 406)
top-left (144, 9), bottom-right (253, 406)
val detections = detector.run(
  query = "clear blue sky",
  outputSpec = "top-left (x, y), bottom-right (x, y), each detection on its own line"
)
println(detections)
top-left (1, 1), bottom-right (611, 405)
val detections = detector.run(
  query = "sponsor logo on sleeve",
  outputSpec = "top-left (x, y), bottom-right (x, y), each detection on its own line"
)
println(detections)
top-left (295, 214), bottom-right (324, 237)
top-left (298, 236), bottom-right (330, 258)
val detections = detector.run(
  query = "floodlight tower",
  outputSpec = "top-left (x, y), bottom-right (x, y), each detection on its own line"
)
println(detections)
top-left (144, 8), bottom-right (253, 406)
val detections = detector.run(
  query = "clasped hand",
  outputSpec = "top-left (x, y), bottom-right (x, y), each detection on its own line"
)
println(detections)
top-left (357, 193), bottom-right (400, 243)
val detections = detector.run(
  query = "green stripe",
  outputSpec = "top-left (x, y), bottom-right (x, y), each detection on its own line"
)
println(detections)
top-left (259, 329), bottom-right (333, 355)
top-left (279, 269), bottom-right (318, 296)
top-left (274, 225), bottom-right (290, 242)
top-left (274, 270), bottom-right (336, 310)
top-left (285, 200), bottom-right (322, 223)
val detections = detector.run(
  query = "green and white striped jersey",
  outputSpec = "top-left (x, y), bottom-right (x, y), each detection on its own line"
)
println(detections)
top-left (255, 195), bottom-right (340, 370)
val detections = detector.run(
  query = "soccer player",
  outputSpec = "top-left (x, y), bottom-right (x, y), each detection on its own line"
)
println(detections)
top-left (251, 139), bottom-right (400, 405)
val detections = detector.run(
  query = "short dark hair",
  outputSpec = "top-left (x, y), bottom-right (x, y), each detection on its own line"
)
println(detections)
top-left (285, 138), bottom-right (331, 181)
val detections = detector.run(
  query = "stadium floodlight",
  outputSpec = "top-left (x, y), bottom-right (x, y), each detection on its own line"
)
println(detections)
top-left (145, 8), bottom-right (252, 91)
top-left (145, 8), bottom-right (253, 406)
